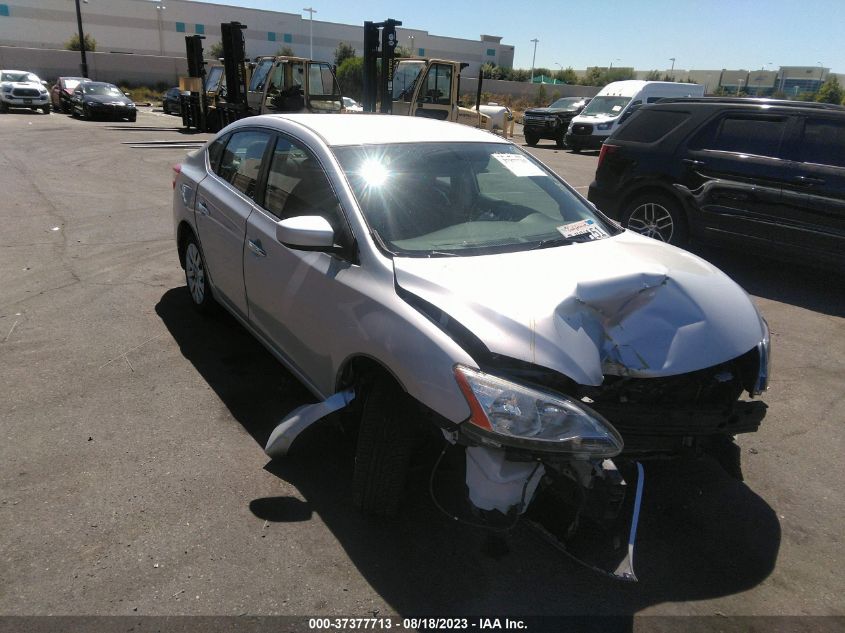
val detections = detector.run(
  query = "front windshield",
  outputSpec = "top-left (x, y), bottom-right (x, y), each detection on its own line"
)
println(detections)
top-left (581, 96), bottom-right (630, 116)
top-left (549, 97), bottom-right (584, 111)
top-left (334, 142), bottom-right (618, 256)
top-left (64, 79), bottom-right (82, 91)
top-left (392, 61), bottom-right (425, 102)
top-left (83, 84), bottom-right (123, 96)
top-left (2, 72), bottom-right (39, 83)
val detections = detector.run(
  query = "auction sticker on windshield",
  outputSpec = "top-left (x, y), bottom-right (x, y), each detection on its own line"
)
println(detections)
top-left (557, 219), bottom-right (609, 240)
top-left (492, 153), bottom-right (546, 177)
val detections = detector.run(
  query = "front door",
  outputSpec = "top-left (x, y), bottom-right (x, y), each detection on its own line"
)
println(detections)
top-left (243, 134), bottom-right (358, 393)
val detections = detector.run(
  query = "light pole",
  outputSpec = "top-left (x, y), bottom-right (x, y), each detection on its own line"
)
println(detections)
top-left (408, 35), bottom-right (414, 56)
top-left (530, 38), bottom-right (538, 83)
top-left (669, 57), bottom-right (676, 77)
top-left (737, 77), bottom-right (744, 96)
top-left (155, 3), bottom-right (166, 56)
top-left (73, 0), bottom-right (89, 78)
top-left (817, 61), bottom-right (824, 92)
top-left (303, 7), bottom-right (316, 59)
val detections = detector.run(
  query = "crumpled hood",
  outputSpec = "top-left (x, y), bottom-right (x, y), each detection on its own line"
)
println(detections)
top-left (393, 231), bottom-right (764, 386)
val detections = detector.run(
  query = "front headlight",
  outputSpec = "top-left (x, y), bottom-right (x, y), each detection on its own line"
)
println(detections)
top-left (596, 120), bottom-right (615, 130)
top-left (752, 318), bottom-right (771, 396)
top-left (454, 365), bottom-right (623, 457)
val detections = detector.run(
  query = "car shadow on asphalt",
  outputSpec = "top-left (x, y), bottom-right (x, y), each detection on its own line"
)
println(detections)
top-left (689, 245), bottom-right (844, 318)
top-left (156, 286), bottom-right (781, 623)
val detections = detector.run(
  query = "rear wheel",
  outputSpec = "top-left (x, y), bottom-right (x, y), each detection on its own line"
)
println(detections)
top-left (352, 377), bottom-right (416, 517)
top-left (183, 236), bottom-right (215, 313)
top-left (622, 192), bottom-right (688, 246)
top-left (524, 131), bottom-right (539, 146)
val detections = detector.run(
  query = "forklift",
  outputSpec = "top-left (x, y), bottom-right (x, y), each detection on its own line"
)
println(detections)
top-left (180, 22), bottom-right (343, 132)
top-left (362, 19), bottom-right (493, 130)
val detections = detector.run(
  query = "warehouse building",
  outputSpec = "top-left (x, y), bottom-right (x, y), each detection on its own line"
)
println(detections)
top-left (0, 0), bottom-right (514, 75)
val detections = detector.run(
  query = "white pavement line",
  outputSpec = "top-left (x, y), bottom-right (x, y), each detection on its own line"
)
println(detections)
top-left (99, 333), bottom-right (165, 370)
top-left (3, 320), bottom-right (19, 343)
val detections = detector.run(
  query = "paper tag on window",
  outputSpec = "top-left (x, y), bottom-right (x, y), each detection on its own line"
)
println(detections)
top-left (611, 105), bottom-right (622, 112)
top-left (557, 219), bottom-right (609, 240)
top-left (492, 153), bottom-right (546, 177)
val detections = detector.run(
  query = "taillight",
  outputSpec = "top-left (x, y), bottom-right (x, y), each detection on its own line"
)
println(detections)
top-left (597, 144), bottom-right (619, 170)
top-left (172, 163), bottom-right (182, 189)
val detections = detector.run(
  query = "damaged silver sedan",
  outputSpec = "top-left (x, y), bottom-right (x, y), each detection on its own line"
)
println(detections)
top-left (172, 114), bottom-right (770, 580)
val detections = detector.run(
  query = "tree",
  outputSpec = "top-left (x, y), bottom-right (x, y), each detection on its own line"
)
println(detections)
top-left (534, 83), bottom-right (547, 105)
top-left (207, 41), bottom-right (224, 59)
top-left (65, 33), bottom-right (96, 52)
top-left (336, 56), bottom-right (363, 100)
top-left (816, 76), bottom-right (843, 105)
top-left (645, 70), bottom-right (661, 81)
top-left (393, 45), bottom-right (412, 59)
top-left (555, 66), bottom-right (578, 84)
top-left (334, 42), bottom-right (356, 66)
top-left (276, 45), bottom-right (295, 56)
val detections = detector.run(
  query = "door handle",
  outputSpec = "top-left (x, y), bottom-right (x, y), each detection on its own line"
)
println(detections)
top-left (682, 158), bottom-right (706, 167)
top-left (196, 200), bottom-right (210, 216)
top-left (795, 175), bottom-right (825, 185)
top-left (247, 239), bottom-right (267, 257)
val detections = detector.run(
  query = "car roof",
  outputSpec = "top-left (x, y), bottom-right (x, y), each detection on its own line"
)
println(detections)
top-left (251, 113), bottom-right (511, 147)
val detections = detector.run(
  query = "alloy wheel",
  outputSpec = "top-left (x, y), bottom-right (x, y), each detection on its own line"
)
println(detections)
top-left (626, 202), bottom-right (675, 242)
top-left (185, 243), bottom-right (205, 304)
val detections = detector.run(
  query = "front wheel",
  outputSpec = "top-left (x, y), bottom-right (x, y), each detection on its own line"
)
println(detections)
top-left (183, 237), bottom-right (215, 313)
top-left (352, 377), bottom-right (416, 517)
top-left (555, 131), bottom-right (565, 148)
top-left (41, 105), bottom-right (51, 114)
top-left (622, 193), bottom-right (688, 246)
top-left (524, 131), bottom-right (539, 147)
top-left (128, 111), bottom-right (137, 122)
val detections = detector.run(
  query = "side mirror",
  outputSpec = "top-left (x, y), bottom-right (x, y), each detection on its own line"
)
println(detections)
top-left (124, 92), bottom-right (131, 98)
top-left (41, 80), bottom-right (48, 86)
top-left (619, 105), bottom-right (640, 124)
top-left (276, 215), bottom-right (335, 249)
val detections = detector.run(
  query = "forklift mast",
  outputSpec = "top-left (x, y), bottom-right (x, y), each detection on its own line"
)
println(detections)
top-left (362, 19), bottom-right (402, 113)
top-left (220, 21), bottom-right (248, 107)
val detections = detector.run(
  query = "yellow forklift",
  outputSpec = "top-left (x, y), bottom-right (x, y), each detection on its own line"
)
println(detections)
top-left (362, 19), bottom-right (494, 131)
top-left (180, 22), bottom-right (342, 132)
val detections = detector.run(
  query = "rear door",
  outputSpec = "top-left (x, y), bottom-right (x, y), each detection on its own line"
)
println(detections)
top-left (682, 111), bottom-right (798, 245)
top-left (782, 115), bottom-right (845, 260)
top-left (194, 128), bottom-right (273, 318)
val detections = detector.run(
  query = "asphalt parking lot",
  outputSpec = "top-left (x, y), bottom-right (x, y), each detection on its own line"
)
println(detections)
top-left (1, 108), bottom-right (843, 625)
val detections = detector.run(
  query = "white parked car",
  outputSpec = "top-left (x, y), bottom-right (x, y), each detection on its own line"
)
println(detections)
top-left (342, 96), bottom-right (363, 112)
top-left (172, 114), bottom-right (769, 579)
top-left (0, 70), bottom-right (51, 114)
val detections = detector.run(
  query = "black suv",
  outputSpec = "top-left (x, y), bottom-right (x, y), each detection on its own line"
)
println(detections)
top-left (523, 97), bottom-right (591, 147)
top-left (588, 98), bottom-right (845, 270)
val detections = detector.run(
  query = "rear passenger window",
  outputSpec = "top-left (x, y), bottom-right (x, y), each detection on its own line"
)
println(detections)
top-left (614, 110), bottom-right (690, 142)
top-left (207, 134), bottom-right (228, 172)
top-left (216, 130), bottom-right (272, 198)
top-left (800, 119), bottom-right (845, 168)
top-left (694, 115), bottom-right (788, 158)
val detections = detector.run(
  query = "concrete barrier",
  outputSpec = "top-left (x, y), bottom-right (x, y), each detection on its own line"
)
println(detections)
top-left (0, 46), bottom-right (187, 86)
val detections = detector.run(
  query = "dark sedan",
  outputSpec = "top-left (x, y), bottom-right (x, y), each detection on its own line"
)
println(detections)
top-left (70, 82), bottom-right (137, 122)
top-left (51, 76), bottom-right (88, 113)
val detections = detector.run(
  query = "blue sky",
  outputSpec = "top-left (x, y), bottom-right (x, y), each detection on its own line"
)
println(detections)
top-left (200, 0), bottom-right (845, 73)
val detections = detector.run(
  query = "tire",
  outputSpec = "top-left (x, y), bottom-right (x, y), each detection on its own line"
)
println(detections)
top-left (707, 435), bottom-right (743, 481)
top-left (41, 105), bottom-right (51, 114)
top-left (621, 192), bottom-right (688, 246)
top-left (570, 145), bottom-right (582, 154)
top-left (555, 131), bottom-right (565, 148)
top-left (0, 101), bottom-right (8, 113)
top-left (183, 236), bottom-right (215, 313)
top-left (82, 104), bottom-right (90, 120)
top-left (352, 377), bottom-right (415, 517)
top-left (128, 112), bottom-right (137, 122)
top-left (524, 131), bottom-right (539, 147)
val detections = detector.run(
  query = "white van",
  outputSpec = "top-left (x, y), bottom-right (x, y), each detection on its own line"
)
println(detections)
top-left (564, 80), bottom-right (704, 152)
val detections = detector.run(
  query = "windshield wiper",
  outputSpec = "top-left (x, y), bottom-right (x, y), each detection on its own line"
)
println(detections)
top-left (528, 236), bottom-right (578, 250)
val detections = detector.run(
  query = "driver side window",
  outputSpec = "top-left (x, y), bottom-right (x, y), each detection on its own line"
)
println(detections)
top-left (262, 136), bottom-right (349, 245)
